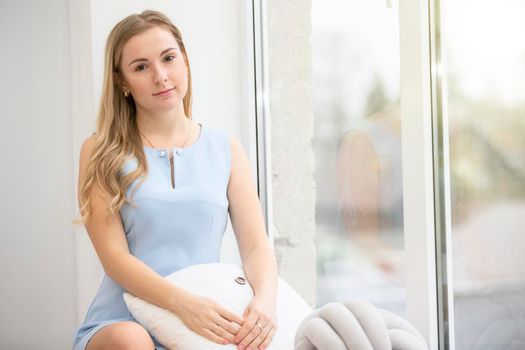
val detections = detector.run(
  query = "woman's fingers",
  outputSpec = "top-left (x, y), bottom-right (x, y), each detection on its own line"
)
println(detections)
top-left (213, 305), bottom-right (243, 343)
top-left (234, 315), bottom-right (256, 345)
top-left (246, 320), bottom-right (277, 350)
top-left (239, 328), bottom-right (260, 349)
top-left (214, 318), bottom-right (241, 343)
top-left (219, 306), bottom-right (244, 326)
top-left (245, 323), bottom-right (270, 349)
top-left (201, 327), bottom-right (230, 345)
top-left (209, 304), bottom-right (243, 344)
top-left (258, 326), bottom-right (276, 350)
top-left (236, 318), bottom-right (269, 349)
top-left (208, 322), bottom-right (237, 344)
top-left (179, 294), bottom-right (247, 345)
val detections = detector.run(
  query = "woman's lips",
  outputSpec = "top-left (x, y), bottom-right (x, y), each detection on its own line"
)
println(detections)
top-left (153, 87), bottom-right (175, 96)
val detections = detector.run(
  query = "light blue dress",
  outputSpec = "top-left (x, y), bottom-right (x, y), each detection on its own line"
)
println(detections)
top-left (73, 123), bottom-right (231, 350)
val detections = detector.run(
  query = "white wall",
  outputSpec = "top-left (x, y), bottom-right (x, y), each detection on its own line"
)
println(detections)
top-left (0, 0), bottom-right (77, 348)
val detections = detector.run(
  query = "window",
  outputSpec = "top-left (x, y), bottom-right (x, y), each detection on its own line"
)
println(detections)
top-left (312, 0), bottom-right (406, 316)
top-left (443, 0), bottom-right (525, 348)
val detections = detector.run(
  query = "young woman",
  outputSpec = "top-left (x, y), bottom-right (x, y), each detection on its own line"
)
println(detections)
top-left (73, 10), bottom-right (278, 350)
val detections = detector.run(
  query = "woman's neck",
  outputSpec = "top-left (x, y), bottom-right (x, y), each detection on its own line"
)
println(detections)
top-left (136, 105), bottom-right (189, 139)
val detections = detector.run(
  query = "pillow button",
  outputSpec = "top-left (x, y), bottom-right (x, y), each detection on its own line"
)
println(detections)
top-left (235, 276), bottom-right (246, 285)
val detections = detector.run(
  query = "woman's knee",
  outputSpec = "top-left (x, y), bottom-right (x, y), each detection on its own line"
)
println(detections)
top-left (86, 321), bottom-right (155, 350)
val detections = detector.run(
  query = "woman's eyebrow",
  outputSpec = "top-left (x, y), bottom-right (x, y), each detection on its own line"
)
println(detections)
top-left (128, 47), bottom-right (178, 66)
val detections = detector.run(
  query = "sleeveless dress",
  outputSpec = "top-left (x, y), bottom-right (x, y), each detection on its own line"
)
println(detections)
top-left (72, 123), bottom-right (231, 350)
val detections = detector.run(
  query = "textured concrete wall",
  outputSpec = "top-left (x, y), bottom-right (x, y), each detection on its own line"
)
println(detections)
top-left (267, 0), bottom-right (317, 306)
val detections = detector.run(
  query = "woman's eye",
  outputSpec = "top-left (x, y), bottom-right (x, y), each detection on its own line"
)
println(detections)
top-left (135, 64), bottom-right (147, 72)
top-left (164, 55), bottom-right (176, 62)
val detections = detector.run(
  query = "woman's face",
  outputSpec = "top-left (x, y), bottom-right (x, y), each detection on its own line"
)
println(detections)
top-left (119, 26), bottom-right (188, 114)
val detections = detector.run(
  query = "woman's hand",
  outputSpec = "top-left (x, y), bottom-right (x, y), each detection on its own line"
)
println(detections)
top-left (176, 291), bottom-right (244, 345)
top-left (234, 294), bottom-right (277, 350)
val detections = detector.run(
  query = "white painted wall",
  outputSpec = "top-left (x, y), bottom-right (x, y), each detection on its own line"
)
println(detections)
top-left (0, 0), bottom-right (256, 347)
top-left (0, 0), bottom-right (77, 348)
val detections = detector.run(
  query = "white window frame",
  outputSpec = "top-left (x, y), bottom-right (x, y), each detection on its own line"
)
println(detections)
top-left (398, 0), bottom-right (455, 348)
top-left (250, 0), bottom-right (274, 244)
top-left (399, 0), bottom-right (441, 347)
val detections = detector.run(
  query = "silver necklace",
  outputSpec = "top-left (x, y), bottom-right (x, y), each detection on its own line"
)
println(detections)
top-left (139, 118), bottom-right (192, 162)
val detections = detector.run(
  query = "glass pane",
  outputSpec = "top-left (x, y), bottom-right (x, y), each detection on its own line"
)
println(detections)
top-left (444, 1), bottom-right (525, 348)
top-left (312, 0), bottom-right (406, 316)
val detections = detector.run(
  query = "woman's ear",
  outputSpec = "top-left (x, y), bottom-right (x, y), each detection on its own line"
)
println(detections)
top-left (114, 71), bottom-right (123, 87)
top-left (114, 72), bottom-right (130, 97)
top-left (114, 72), bottom-right (129, 92)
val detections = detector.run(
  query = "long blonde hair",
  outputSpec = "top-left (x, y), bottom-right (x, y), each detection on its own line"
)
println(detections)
top-left (73, 10), bottom-right (193, 225)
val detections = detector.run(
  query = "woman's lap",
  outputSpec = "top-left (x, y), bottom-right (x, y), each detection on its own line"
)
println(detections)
top-left (74, 318), bottom-right (166, 350)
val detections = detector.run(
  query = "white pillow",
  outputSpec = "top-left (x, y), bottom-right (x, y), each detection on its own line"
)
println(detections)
top-left (123, 263), bottom-right (312, 350)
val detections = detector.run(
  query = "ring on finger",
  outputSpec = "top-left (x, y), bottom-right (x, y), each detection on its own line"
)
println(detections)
top-left (256, 323), bottom-right (264, 331)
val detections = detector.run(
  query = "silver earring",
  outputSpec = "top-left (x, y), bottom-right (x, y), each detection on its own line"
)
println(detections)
top-left (124, 90), bottom-right (129, 97)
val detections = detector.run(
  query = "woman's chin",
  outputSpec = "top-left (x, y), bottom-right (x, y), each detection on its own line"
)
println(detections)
top-left (139, 99), bottom-right (184, 113)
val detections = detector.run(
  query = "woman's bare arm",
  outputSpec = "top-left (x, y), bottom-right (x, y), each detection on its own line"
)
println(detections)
top-left (227, 136), bottom-right (278, 348)
top-left (226, 136), bottom-right (278, 299)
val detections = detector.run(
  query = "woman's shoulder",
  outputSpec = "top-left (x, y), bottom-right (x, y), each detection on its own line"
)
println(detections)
top-left (81, 132), bottom-right (98, 150)
top-left (201, 123), bottom-right (230, 137)
top-left (199, 124), bottom-right (241, 161)
top-left (199, 124), bottom-right (233, 146)
top-left (79, 133), bottom-right (97, 163)
top-left (203, 125), bottom-right (249, 163)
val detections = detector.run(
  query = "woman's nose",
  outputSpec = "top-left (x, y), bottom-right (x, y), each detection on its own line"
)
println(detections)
top-left (152, 63), bottom-right (168, 84)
